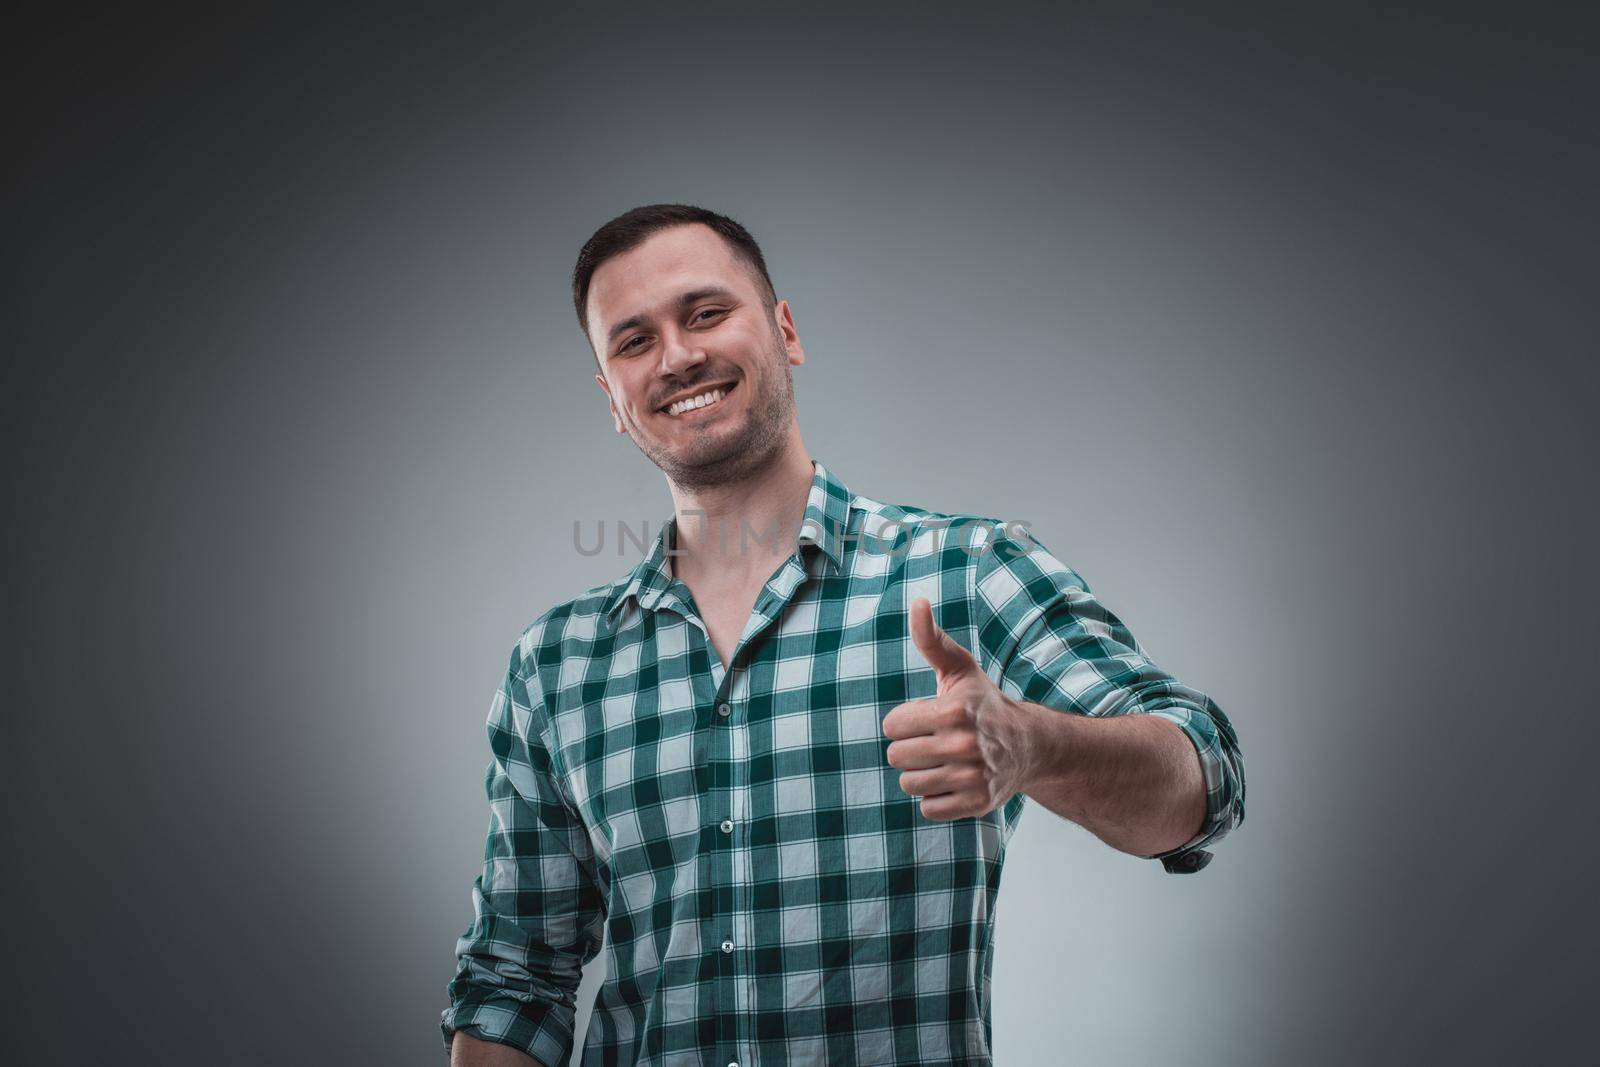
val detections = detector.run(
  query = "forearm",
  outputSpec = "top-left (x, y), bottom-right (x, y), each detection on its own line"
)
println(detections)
top-left (1016, 700), bottom-right (1206, 857)
top-left (450, 1031), bottom-right (546, 1067)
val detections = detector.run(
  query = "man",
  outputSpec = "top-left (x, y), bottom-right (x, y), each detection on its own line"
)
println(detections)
top-left (442, 205), bottom-right (1246, 1066)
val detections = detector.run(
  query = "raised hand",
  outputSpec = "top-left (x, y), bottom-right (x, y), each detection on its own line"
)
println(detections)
top-left (881, 597), bottom-right (1040, 820)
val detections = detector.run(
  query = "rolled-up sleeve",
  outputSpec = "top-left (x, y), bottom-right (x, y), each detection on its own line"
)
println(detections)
top-left (441, 644), bottom-right (607, 1063)
top-left (969, 522), bottom-right (1246, 873)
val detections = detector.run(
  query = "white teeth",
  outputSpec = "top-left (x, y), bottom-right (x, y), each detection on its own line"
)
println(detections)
top-left (667, 387), bottom-right (726, 416)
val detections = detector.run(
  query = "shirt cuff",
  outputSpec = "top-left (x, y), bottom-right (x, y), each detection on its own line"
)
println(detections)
top-left (1138, 705), bottom-right (1238, 874)
top-left (441, 991), bottom-right (573, 1067)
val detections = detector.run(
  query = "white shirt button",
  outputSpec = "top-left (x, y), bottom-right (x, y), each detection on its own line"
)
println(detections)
top-left (717, 702), bottom-right (731, 717)
top-left (720, 939), bottom-right (733, 954)
top-left (720, 819), bottom-right (734, 833)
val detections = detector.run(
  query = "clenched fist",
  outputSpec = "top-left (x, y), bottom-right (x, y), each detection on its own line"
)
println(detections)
top-left (882, 597), bottom-right (1040, 820)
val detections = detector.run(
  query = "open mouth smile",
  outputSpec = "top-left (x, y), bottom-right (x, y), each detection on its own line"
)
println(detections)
top-left (658, 381), bottom-right (738, 418)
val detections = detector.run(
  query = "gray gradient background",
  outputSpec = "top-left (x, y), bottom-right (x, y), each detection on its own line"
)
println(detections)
top-left (7, 5), bottom-right (1596, 1065)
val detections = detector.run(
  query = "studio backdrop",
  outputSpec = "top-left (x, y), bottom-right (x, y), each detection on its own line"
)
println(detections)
top-left (7, 5), bottom-right (1594, 1066)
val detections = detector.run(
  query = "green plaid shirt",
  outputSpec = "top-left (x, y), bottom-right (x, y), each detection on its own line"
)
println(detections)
top-left (442, 461), bottom-right (1245, 1066)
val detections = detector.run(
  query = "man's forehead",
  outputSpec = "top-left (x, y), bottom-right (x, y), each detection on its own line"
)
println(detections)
top-left (587, 225), bottom-right (755, 333)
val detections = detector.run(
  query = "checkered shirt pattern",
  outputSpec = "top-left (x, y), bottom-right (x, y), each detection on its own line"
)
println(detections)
top-left (442, 460), bottom-right (1245, 1066)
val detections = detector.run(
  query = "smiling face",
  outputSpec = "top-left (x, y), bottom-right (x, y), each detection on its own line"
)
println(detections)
top-left (588, 223), bottom-right (806, 490)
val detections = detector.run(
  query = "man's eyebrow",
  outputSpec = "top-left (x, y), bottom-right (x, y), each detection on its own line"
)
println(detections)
top-left (606, 286), bottom-right (740, 346)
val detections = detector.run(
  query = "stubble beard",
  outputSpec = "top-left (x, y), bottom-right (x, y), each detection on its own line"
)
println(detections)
top-left (636, 322), bottom-right (796, 493)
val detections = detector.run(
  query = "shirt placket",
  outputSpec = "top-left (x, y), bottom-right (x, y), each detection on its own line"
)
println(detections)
top-left (665, 552), bottom-right (815, 1067)
top-left (711, 659), bottom-right (742, 1067)
top-left (653, 591), bottom-right (738, 1067)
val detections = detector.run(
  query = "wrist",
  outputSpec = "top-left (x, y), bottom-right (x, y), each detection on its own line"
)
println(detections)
top-left (1015, 699), bottom-right (1086, 797)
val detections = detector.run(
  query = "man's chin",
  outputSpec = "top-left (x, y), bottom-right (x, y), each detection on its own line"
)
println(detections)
top-left (647, 435), bottom-right (770, 488)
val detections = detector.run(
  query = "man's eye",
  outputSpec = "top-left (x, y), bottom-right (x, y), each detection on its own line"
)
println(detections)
top-left (621, 336), bottom-right (648, 352)
top-left (693, 308), bottom-right (725, 323)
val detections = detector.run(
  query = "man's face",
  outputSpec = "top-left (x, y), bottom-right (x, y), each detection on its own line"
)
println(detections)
top-left (588, 223), bottom-right (805, 490)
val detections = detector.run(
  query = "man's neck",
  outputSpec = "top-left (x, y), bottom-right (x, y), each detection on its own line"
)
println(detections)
top-left (666, 444), bottom-right (815, 586)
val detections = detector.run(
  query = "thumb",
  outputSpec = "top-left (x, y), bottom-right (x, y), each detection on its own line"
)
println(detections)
top-left (909, 597), bottom-right (980, 683)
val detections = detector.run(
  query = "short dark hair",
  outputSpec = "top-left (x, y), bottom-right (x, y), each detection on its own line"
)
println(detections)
top-left (571, 204), bottom-right (778, 350)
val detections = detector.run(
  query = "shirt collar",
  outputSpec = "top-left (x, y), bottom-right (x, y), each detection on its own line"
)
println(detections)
top-left (795, 459), bottom-right (853, 575)
top-left (603, 460), bottom-right (854, 628)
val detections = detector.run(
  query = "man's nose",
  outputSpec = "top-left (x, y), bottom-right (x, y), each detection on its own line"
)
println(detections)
top-left (656, 327), bottom-right (707, 379)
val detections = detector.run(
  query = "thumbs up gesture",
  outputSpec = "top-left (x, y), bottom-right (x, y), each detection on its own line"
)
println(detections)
top-left (882, 597), bottom-right (1040, 820)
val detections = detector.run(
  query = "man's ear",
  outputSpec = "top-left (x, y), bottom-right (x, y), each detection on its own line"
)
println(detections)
top-left (594, 373), bottom-right (625, 434)
top-left (775, 299), bottom-right (806, 366)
